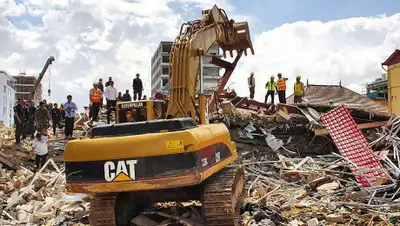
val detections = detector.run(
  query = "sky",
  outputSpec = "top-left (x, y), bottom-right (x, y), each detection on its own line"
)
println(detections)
top-left (1, 0), bottom-right (400, 110)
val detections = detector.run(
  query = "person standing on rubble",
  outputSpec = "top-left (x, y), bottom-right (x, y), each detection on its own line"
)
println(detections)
top-left (26, 101), bottom-right (36, 140)
top-left (14, 98), bottom-right (27, 145)
top-left (132, 73), bottom-right (143, 101)
top-left (59, 103), bottom-right (65, 120)
top-left (248, 72), bottom-right (255, 99)
top-left (89, 83), bottom-right (102, 121)
top-left (122, 90), bottom-right (132, 101)
top-left (117, 92), bottom-right (123, 101)
top-left (51, 103), bottom-right (62, 136)
top-left (277, 73), bottom-right (288, 104)
top-left (35, 101), bottom-right (51, 134)
top-left (294, 75), bottom-right (305, 103)
top-left (98, 78), bottom-right (105, 107)
top-left (105, 77), bottom-right (113, 87)
top-left (32, 130), bottom-right (50, 172)
top-left (105, 81), bottom-right (118, 124)
top-left (265, 75), bottom-right (277, 105)
top-left (64, 95), bottom-right (77, 139)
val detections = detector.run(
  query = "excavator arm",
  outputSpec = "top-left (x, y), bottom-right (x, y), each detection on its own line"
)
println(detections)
top-left (166, 5), bottom-right (254, 119)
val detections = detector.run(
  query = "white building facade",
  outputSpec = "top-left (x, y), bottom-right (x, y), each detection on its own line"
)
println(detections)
top-left (0, 71), bottom-right (16, 127)
top-left (151, 41), bottom-right (221, 96)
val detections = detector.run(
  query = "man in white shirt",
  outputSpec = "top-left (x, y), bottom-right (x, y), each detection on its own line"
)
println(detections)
top-left (32, 130), bottom-right (50, 172)
top-left (105, 81), bottom-right (118, 124)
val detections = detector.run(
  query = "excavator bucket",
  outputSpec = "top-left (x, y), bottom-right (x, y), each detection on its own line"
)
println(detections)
top-left (219, 21), bottom-right (254, 57)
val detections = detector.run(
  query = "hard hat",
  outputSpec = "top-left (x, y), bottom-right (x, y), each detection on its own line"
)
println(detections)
top-left (271, 75), bottom-right (275, 79)
top-left (296, 75), bottom-right (301, 79)
top-left (93, 82), bottom-right (97, 86)
top-left (250, 72), bottom-right (254, 76)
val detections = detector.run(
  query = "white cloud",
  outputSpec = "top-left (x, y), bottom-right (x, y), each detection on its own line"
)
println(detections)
top-left (0, 0), bottom-right (26, 17)
top-left (2, 0), bottom-right (398, 111)
top-left (229, 13), bottom-right (400, 102)
top-left (14, 0), bottom-right (239, 107)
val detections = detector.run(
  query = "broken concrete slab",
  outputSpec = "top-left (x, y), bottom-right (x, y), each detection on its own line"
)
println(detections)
top-left (131, 215), bottom-right (158, 226)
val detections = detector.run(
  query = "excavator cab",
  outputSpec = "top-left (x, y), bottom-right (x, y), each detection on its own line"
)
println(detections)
top-left (115, 100), bottom-right (167, 123)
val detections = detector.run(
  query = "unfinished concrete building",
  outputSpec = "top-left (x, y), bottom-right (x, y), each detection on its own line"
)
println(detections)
top-left (12, 74), bottom-right (42, 106)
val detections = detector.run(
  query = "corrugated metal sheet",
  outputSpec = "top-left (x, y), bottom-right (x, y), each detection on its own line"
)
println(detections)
top-left (321, 106), bottom-right (389, 187)
top-left (287, 85), bottom-right (388, 116)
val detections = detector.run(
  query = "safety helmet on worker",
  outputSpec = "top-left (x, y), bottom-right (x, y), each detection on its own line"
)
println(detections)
top-left (270, 75), bottom-right (275, 79)
top-left (93, 82), bottom-right (98, 86)
top-left (250, 72), bottom-right (254, 76)
top-left (296, 75), bottom-right (301, 79)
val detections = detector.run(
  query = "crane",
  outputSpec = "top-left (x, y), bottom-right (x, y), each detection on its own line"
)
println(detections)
top-left (30, 56), bottom-right (55, 101)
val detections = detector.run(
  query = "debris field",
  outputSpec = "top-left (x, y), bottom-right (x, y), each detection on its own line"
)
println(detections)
top-left (1, 98), bottom-right (400, 225)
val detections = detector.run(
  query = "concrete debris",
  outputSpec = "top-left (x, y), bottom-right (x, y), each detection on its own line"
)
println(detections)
top-left (214, 103), bottom-right (400, 225)
top-left (1, 96), bottom-right (397, 226)
top-left (131, 215), bottom-right (158, 226)
top-left (0, 124), bottom-right (89, 225)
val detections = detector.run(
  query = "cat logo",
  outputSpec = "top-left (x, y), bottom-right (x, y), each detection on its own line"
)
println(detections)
top-left (104, 160), bottom-right (138, 182)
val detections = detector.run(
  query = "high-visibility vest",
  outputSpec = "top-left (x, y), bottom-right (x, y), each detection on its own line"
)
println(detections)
top-left (266, 81), bottom-right (276, 91)
top-left (91, 88), bottom-right (101, 103)
top-left (294, 82), bottom-right (304, 95)
top-left (277, 79), bottom-right (286, 91)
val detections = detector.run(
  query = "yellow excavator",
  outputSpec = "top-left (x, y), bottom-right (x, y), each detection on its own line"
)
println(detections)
top-left (64, 5), bottom-right (254, 226)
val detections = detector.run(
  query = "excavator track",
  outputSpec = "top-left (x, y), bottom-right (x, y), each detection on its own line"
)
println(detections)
top-left (89, 193), bottom-right (117, 226)
top-left (88, 167), bottom-right (245, 226)
top-left (202, 166), bottom-right (245, 226)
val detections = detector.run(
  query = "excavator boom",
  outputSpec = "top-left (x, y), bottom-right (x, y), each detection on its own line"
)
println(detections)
top-left (166, 5), bottom-right (254, 119)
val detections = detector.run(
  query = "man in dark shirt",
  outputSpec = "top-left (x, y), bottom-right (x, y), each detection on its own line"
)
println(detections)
top-left (117, 92), bottom-right (123, 101)
top-left (122, 90), bottom-right (132, 101)
top-left (98, 78), bottom-right (104, 107)
top-left (51, 103), bottom-right (62, 136)
top-left (25, 101), bottom-right (36, 140)
top-left (105, 77), bottom-right (113, 87)
top-left (14, 98), bottom-right (27, 144)
top-left (132, 73), bottom-right (143, 100)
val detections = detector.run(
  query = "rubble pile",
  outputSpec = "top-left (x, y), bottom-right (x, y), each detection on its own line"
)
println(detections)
top-left (238, 149), bottom-right (400, 225)
top-left (214, 101), bottom-right (400, 225)
top-left (0, 125), bottom-right (89, 226)
top-left (0, 159), bottom-right (89, 226)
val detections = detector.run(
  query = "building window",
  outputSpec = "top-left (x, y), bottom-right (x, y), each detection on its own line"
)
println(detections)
top-left (162, 55), bottom-right (169, 63)
top-left (162, 67), bottom-right (168, 75)
top-left (162, 78), bottom-right (168, 86)
top-left (162, 44), bottom-right (172, 53)
top-left (203, 67), bottom-right (219, 77)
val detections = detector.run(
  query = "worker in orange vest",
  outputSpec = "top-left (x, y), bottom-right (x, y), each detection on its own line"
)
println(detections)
top-left (277, 73), bottom-right (288, 104)
top-left (89, 82), bottom-right (102, 121)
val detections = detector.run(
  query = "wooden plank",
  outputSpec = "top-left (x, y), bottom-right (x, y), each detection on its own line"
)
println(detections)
top-left (277, 110), bottom-right (290, 121)
top-left (315, 121), bottom-right (388, 136)
top-left (0, 152), bottom-right (17, 170)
